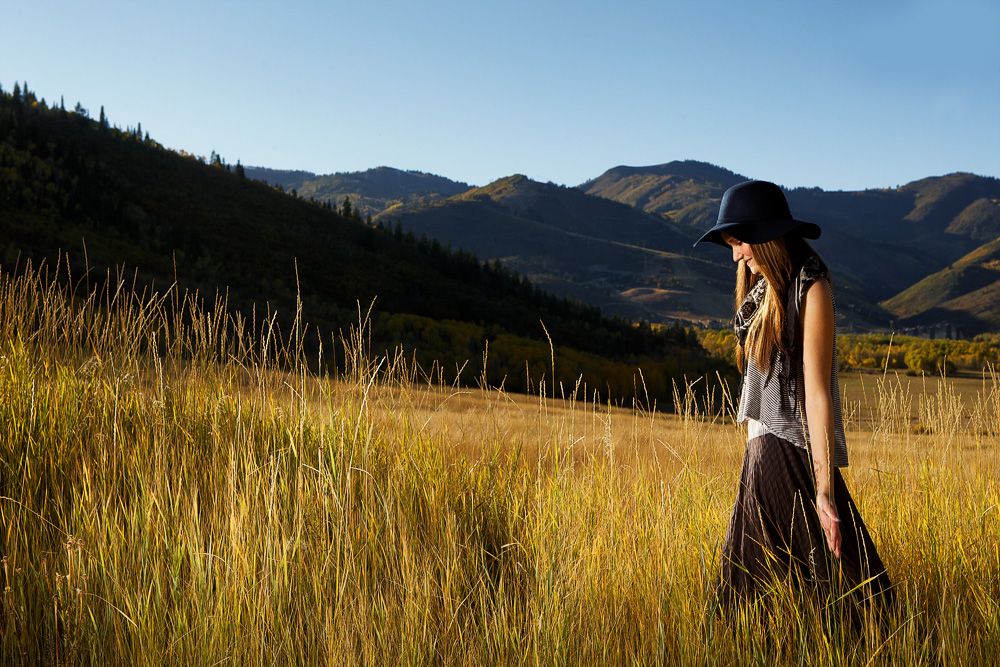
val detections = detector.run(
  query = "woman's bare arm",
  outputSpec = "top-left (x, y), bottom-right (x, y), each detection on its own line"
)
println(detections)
top-left (800, 278), bottom-right (842, 558)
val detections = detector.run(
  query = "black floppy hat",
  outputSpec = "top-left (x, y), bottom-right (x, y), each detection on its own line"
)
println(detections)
top-left (694, 180), bottom-right (821, 248)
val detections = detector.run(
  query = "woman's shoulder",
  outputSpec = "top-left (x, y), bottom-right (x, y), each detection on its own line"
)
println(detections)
top-left (791, 254), bottom-right (832, 313)
top-left (799, 253), bottom-right (830, 285)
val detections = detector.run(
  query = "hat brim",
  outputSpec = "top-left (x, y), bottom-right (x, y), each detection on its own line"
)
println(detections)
top-left (693, 217), bottom-right (821, 248)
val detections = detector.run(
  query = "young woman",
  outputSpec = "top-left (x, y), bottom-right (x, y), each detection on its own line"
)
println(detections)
top-left (695, 180), bottom-right (893, 614)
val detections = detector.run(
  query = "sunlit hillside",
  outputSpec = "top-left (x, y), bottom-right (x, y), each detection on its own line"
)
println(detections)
top-left (882, 236), bottom-right (1000, 330)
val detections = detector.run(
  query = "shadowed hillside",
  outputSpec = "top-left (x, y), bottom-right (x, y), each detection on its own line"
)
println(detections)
top-left (0, 81), bottom-right (731, 404)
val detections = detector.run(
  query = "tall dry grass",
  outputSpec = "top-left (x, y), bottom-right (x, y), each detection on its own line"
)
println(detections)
top-left (1, 262), bottom-right (998, 665)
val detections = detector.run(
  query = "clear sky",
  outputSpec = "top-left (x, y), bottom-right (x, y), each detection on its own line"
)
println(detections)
top-left (3, 0), bottom-right (998, 191)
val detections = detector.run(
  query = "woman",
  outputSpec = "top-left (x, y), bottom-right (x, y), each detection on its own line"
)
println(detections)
top-left (695, 181), bottom-right (892, 616)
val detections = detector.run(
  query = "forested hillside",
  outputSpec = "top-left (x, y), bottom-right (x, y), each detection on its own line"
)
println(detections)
top-left (0, 81), bottom-right (731, 404)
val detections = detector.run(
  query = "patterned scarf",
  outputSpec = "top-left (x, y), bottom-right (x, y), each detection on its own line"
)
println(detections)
top-left (733, 277), bottom-right (768, 347)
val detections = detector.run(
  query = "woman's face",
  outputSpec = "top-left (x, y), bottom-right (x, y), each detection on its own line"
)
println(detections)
top-left (721, 233), bottom-right (758, 274)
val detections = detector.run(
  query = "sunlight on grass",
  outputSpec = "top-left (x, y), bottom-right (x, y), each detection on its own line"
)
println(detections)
top-left (1, 262), bottom-right (998, 664)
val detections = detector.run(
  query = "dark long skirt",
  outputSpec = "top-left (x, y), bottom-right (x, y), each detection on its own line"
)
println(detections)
top-left (716, 433), bottom-right (893, 618)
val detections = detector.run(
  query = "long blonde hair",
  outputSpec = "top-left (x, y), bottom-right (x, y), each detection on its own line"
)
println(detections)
top-left (735, 234), bottom-right (815, 373)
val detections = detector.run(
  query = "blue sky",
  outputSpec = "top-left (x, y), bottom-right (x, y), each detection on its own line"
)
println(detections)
top-left (3, 0), bottom-right (997, 190)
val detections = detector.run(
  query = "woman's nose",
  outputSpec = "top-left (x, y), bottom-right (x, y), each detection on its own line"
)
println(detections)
top-left (732, 245), bottom-right (741, 262)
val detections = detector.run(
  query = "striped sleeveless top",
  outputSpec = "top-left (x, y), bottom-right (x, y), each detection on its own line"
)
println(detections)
top-left (735, 254), bottom-right (849, 468)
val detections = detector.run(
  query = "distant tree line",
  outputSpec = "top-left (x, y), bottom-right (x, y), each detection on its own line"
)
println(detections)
top-left (838, 333), bottom-right (1000, 376)
top-left (700, 328), bottom-right (1000, 377)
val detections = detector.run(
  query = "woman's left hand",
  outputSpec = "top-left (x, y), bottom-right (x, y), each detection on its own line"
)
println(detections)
top-left (817, 492), bottom-right (842, 559)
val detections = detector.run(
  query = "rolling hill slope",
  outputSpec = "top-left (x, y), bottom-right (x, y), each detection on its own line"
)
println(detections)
top-left (881, 236), bottom-right (1000, 332)
top-left (377, 174), bottom-right (736, 324)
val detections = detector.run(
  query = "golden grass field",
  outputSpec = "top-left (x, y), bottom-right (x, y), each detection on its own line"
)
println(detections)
top-left (1, 265), bottom-right (998, 665)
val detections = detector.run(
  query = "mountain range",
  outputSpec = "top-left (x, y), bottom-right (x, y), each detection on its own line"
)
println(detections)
top-left (4, 80), bottom-right (999, 351)
top-left (250, 161), bottom-right (1000, 335)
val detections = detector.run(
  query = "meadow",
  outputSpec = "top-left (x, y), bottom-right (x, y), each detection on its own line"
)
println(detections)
top-left (2, 264), bottom-right (998, 665)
